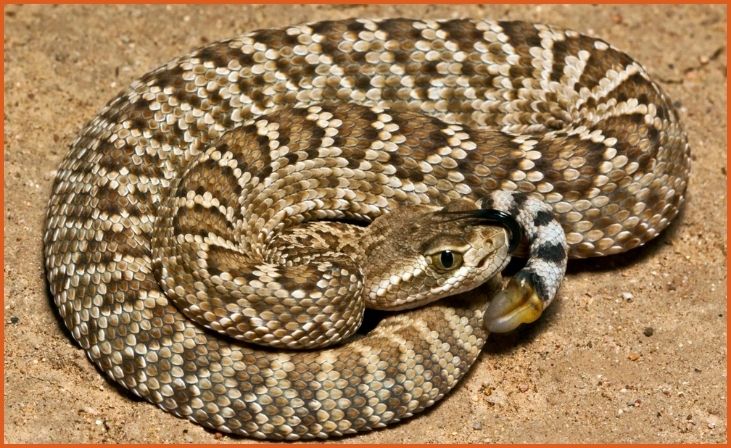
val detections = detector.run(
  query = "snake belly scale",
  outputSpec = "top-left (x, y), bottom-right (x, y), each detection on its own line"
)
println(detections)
top-left (43, 18), bottom-right (690, 439)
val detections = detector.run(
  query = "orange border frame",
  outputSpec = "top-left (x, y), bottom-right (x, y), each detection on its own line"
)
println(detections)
top-left (0, 2), bottom-right (727, 447)
top-left (2, 0), bottom-right (730, 4)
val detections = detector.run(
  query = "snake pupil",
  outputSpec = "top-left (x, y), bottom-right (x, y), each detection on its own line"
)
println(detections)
top-left (440, 250), bottom-right (454, 268)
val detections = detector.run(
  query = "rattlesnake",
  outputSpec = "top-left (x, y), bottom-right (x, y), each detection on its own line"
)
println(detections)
top-left (43, 18), bottom-right (690, 439)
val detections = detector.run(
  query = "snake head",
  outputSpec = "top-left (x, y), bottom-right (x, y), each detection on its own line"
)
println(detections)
top-left (361, 201), bottom-right (512, 311)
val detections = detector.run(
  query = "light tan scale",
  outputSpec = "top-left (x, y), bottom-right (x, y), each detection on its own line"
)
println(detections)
top-left (44, 18), bottom-right (690, 439)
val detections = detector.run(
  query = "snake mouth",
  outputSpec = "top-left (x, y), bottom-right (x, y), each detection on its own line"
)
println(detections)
top-left (476, 245), bottom-right (503, 269)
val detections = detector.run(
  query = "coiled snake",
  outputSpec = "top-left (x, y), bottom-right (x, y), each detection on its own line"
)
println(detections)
top-left (44, 18), bottom-right (690, 439)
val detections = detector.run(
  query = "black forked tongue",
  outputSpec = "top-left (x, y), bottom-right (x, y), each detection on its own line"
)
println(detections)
top-left (467, 209), bottom-right (523, 254)
top-left (439, 205), bottom-right (523, 254)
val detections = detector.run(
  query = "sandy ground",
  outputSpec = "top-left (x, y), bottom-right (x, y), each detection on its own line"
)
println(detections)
top-left (3, 3), bottom-right (727, 444)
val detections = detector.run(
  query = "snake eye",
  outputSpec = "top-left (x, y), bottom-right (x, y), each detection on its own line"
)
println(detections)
top-left (430, 250), bottom-right (463, 271)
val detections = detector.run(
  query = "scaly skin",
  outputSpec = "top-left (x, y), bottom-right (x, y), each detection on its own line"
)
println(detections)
top-left (44, 19), bottom-right (689, 439)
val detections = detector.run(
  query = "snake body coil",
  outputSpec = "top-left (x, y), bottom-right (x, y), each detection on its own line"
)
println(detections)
top-left (44, 18), bottom-right (690, 439)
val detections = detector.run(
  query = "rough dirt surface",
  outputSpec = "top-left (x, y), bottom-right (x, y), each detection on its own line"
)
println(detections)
top-left (3, 3), bottom-right (727, 444)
